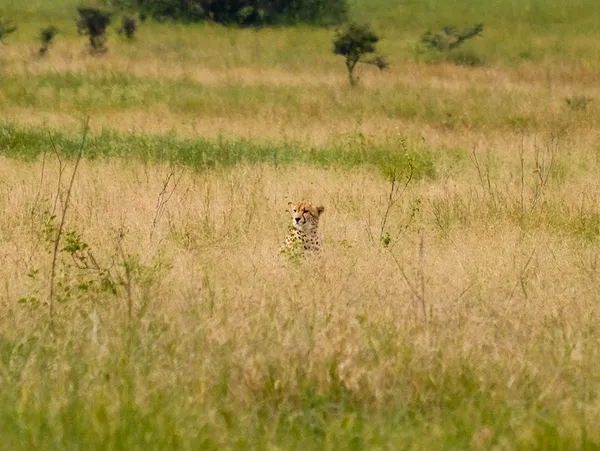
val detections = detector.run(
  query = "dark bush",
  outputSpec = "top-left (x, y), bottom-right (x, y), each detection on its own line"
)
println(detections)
top-left (118, 15), bottom-right (137, 38)
top-left (109, 0), bottom-right (347, 25)
top-left (77, 7), bottom-right (112, 53)
top-left (39, 26), bottom-right (59, 55)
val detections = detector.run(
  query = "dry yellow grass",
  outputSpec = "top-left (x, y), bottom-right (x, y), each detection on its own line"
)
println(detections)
top-left (4, 41), bottom-right (600, 92)
top-left (2, 156), bottom-right (600, 446)
top-left (3, 10), bottom-right (600, 446)
top-left (3, 38), bottom-right (600, 151)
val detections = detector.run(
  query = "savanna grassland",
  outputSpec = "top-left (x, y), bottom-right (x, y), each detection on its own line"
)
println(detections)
top-left (2, 0), bottom-right (600, 449)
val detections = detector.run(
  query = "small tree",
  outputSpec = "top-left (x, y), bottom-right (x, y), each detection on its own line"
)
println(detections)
top-left (118, 15), bottom-right (136, 39)
top-left (333, 22), bottom-right (388, 86)
top-left (39, 26), bottom-right (59, 55)
top-left (76, 7), bottom-right (112, 53)
top-left (421, 24), bottom-right (483, 52)
top-left (0, 18), bottom-right (17, 43)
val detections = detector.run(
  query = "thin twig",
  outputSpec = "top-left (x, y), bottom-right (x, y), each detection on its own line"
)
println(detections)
top-left (389, 249), bottom-right (427, 324)
top-left (468, 144), bottom-right (496, 208)
top-left (507, 247), bottom-right (536, 303)
top-left (468, 144), bottom-right (486, 195)
top-left (418, 235), bottom-right (426, 322)
top-left (116, 229), bottom-right (133, 322)
top-left (33, 146), bottom-right (47, 212)
top-left (151, 168), bottom-right (183, 236)
top-left (27, 148), bottom-right (49, 266)
top-left (48, 134), bottom-right (65, 216)
top-left (49, 118), bottom-right (89, 317)
top-left (519, 132), bottom-right (525, 220)
top-left (379, 164), bottom-right (413, 241)
top-left (531, 135), bottom-right (557, 211)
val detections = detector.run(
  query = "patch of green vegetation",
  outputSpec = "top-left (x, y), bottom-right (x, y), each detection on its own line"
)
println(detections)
top-left (0, 123), bottom-right (437, 179)
top-left (0, 317), bottom-right (597, 449)
top-left (569, 212), bottom-right (600, 243)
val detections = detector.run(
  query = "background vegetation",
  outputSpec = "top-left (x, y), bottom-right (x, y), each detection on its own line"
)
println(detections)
top-left (126, 0), bottom-right (349, 25)
top-left (2, 0), bottom-right (600, 448)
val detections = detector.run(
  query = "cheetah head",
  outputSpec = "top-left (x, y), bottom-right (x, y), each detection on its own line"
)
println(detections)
top-left (289, 202), bottom-right (324, 233)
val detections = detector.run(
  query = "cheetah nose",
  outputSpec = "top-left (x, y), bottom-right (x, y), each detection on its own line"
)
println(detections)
top-left (295, 218), bottom-right (301, 223)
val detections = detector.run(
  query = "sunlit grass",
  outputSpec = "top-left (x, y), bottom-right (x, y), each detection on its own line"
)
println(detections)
top-left (2, 0), bottom-right (600, 447)
top-left (0, 123), bottom-right (437, 179)
top-left (1, 64), bottom-right (600, 139)
top-left (1, 153), bottom-right (600, 448)
top-left (4, 0), bottom-right (600, 65)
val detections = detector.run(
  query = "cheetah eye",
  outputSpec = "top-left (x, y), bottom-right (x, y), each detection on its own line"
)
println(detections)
top-left (293, 209), bottom-right (297, 212)
top-left (303, 210), bottom-right (309, 214)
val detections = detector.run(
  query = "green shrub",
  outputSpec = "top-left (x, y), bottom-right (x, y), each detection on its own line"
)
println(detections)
top-left (39, 26), bottom-right (59, 55)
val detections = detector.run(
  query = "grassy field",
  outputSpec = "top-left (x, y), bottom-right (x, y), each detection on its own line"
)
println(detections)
top-left (2, 0), bottom-right (600, 448)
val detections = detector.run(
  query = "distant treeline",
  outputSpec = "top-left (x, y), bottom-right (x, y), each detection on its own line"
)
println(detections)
top-left (107, 0), bottom-right (348, 25)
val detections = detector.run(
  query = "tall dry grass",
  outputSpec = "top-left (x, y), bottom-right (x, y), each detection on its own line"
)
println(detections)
top-left (2, 0), bottom-right (600, 445)
top-left (1, 148), bottom-right (600, 447)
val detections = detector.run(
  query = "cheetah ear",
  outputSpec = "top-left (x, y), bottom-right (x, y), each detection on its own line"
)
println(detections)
top-left (316, 205), bottom-right (325, 216)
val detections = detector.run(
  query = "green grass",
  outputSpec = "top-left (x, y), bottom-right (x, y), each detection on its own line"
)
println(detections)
top-left (0, 122), bottom-right (437, 178)
top-left (352, 0), bottom-right (600, 30)
top-left (3, 0), bottom-right (600, 65)
top-left (1, 309), bottom-right (598, 449)
top-left (3, 0), bottom-right (600, 448)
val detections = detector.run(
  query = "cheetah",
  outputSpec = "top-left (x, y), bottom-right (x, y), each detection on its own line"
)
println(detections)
top-left (280, 202), bottom-right (324, 258)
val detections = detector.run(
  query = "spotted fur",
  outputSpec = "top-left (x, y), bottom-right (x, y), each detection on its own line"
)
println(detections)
top-left (280, 202), bottom-right (324, 257)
